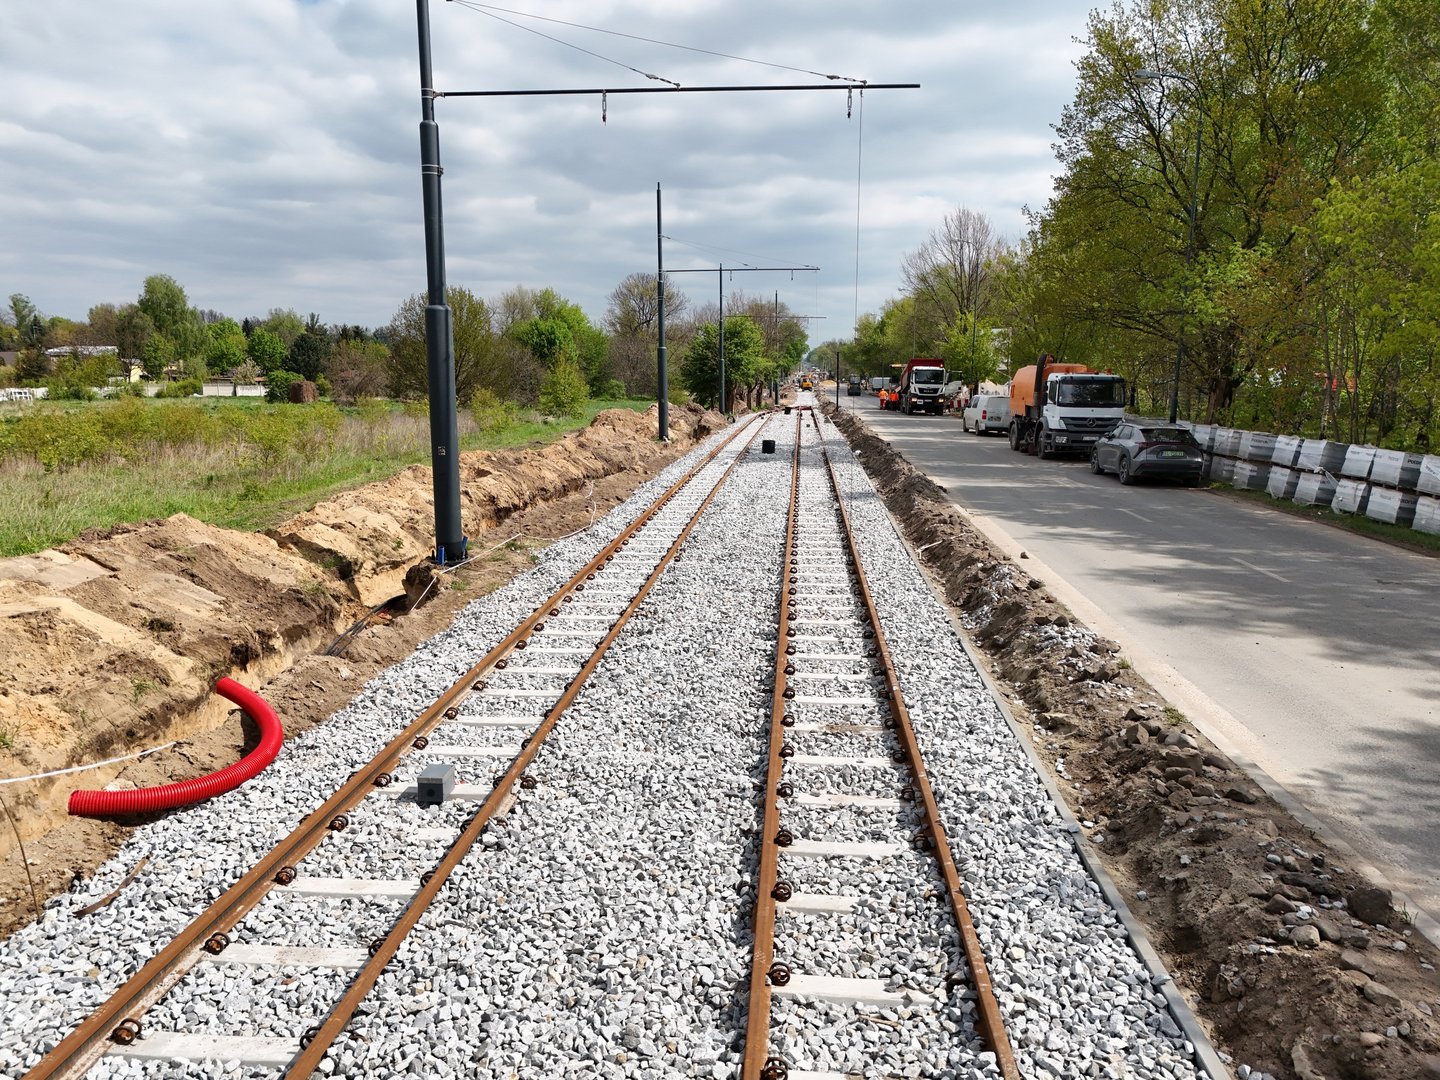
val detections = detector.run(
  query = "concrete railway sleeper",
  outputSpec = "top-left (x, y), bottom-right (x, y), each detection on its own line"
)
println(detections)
top-left (19, 416), bottom-right (767, 1080)
top-left (743, 414), bottom-right (1020, 1080)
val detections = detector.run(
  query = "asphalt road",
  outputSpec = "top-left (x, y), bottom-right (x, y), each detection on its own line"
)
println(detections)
top-left (822, 388), bottom-right (1440, 926)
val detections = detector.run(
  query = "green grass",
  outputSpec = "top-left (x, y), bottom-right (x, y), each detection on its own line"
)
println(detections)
top-left (1215, 485), bottom-right (1440, 557)
top-left (0, 398), bottom-right (648, 557)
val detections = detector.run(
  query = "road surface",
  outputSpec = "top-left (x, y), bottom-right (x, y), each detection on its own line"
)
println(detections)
top-left (826, 389), bottom-right (1440, 927)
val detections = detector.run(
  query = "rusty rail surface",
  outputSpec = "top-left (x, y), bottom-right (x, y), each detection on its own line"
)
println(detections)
top-left (24, 415), bottom-right (766, 1080)
top-left (742, 413), bottom-right (801, 1080)
top-left (741, 413), bottom-right (1020, 1080)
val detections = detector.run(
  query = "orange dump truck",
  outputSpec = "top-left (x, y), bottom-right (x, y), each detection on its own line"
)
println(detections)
top-left (1007, 353), bottom-right (1126, 458)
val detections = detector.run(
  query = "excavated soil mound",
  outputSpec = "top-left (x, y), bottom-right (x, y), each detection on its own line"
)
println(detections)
top-left (0, 404), bottom-right (720, 937)
top-left (828, 406), bottom-right (1440, 1080)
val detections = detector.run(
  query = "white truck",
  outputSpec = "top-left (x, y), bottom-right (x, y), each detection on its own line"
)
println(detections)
top-left (1007, 355), bottom-right (1126, 458)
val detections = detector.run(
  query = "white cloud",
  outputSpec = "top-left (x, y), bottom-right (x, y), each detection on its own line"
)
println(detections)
top-left (1, 0), bottom-right (1089, 338)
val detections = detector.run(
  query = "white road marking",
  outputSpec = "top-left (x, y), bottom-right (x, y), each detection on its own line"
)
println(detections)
top-left (1231, 556), bottom-right (1289, 583)
top-left (1115, 507), bottom-right (1152, 522)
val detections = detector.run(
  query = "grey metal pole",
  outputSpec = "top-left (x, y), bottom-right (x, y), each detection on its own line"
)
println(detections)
top-left (655, 182), bottom-right (669, 441)
top-left (1170, 117), bottom-right (1202, 424)
top-left (717, 265), bottom-right (726, 413)
top-left (416, 0), bottom-right (464, 565)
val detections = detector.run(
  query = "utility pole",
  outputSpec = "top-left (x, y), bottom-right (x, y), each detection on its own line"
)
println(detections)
top-left (415, 0), bottom-right (464, 566)
top-left (410, 3), bottom-right (915, 562)
top-left (655, 182), bottom-right (668, 441)
top-left (718, 265), bottom-right (725, 413)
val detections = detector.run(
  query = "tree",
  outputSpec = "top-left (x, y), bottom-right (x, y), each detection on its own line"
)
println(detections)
top-left (115, 305), bottom-right (155, 363)
top-left (86, 303), bottom-right (121, 346)
top-left (8, 294), bottom-right (38, 346)
top-left (325, 339), bottom-right (390, 403)
top-left (205, 318), bottom-right (248, 373)
top-left (246, 327), bottom-right (288, 374)
top-left (387, 287), bottom-right (498, 403)
top-left (287, 329), bottom-right (332, 381)
top-left (142, 334), bottom-right (176, 380)
top-left (679, 317), bottom-right (765, 410)
top-left (503, 287), bottom-right (610, 391)
top-left (901, 208), bottom-right (1004, 334)
top-left (261, 308), bottom-right (305, 349)
top-left (136, 275), bottom-right (191, 337)
top-left (604, 272), bottom-right (692, 396)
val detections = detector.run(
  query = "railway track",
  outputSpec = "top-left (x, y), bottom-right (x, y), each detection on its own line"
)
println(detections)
top-left (4, 408), bottom-right (1215, 1080)
top-left (743, 413), bottom-right (1018, 1080)
top-left (18, 416), bottom-right (766, 1080)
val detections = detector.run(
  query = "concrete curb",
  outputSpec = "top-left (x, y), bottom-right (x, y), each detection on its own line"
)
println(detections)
top-left (826, 405), bottom-right (1233, 1080)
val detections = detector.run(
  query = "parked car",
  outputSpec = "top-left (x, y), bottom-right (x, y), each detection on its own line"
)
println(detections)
top-left (962, 393), bottom-right (1011, 435)
top-left (1090, 422), bottom-right (1204, 485)
top-left (869, 376), bottom-right (888, 392)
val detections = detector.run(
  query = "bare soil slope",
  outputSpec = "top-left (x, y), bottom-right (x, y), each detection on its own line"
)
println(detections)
top-left (0, 403), bottom-right (719, 937)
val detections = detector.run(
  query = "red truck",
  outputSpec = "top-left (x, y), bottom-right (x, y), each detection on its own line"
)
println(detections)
top-left (890, 357), bottom-right (947, 415)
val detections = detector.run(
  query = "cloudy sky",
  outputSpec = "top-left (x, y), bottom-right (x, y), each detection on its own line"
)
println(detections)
top-left (2, 1), bottom-right (1093, 344)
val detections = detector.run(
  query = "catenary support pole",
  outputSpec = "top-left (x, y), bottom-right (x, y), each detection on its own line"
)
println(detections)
top-left (416, 0), bottom-right (465, 565)
top-left (718, 265), bottom-right (726, 413)
top-left (656, 182), bottom-right (669, 441)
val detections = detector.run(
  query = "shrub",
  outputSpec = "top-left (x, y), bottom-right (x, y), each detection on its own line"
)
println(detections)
top-left (265, 370), bottom-right (304, 404)
top-left (10, 410), bottom-right (108, 470)
top-left (156, 378), bottom-right (201, 399)
top-left (539, 359), bottom-right (589, 419)
top-left (470, 387), bottom-right (517, 434)
top-left (601, 378), bottom-right (626, 400)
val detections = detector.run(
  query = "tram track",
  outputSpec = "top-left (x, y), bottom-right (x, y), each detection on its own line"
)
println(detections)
top-left (19, 415), bottom-right (766, 1080)
top-left (4, 407), bottom-right (1220, 1080)
top-left (743, 413), bottom-right (1019, 1080)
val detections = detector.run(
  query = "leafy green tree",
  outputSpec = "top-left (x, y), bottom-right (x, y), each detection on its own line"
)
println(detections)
top-left (205, 318), bottom-right (248, 373)
top-left (261, 308), bottom-right (305, 349)
top-left (387, 287), bottom-right (497, 403)
top-left (539, 358), bottom-right (589, 418)
top-left (680, 317), bottom-right (764, 410)
top-left (115, 306), bottom-right (155, 363)
top-left (136, 275), bottom-right (191, 337)
top-left (141, 333), bottom-right (176, 380)
top-left (8, 295), bottom-right (38, 348)
top-left (246, 328), bottom-right (288, 374)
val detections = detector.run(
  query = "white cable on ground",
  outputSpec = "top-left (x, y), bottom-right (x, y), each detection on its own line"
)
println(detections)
top-left (0, 742), bottom-right (177, 787)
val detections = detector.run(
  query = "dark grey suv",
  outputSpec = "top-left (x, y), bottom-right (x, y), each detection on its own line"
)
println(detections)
top-left (1090, 422), bottom-right (1204, 486)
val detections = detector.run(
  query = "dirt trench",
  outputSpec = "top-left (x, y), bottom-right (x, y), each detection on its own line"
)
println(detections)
top-left (826, 405), bottom-right (1440, 1080)
top-left (0, 403), bottom-right (721, 939)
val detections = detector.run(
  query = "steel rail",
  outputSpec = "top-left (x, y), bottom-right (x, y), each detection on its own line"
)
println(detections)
top-left (741, 413), bottom-right (801, 1080)
top-left (816, 428), bottom-right (1021, 1080)
top-left (283, 414), bottom-right (771, 1076)
top-left (23, 415), bottom-right (764, 1080)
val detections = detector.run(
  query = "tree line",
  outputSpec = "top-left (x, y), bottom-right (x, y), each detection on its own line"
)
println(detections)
top-left (0, 272), bottom-right (810, 416)
top-left (835, 0), bottom-right (1437, 451)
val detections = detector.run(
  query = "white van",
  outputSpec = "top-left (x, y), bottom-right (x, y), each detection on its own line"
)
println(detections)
top-left (963, 393), bottom-right (1010, 435)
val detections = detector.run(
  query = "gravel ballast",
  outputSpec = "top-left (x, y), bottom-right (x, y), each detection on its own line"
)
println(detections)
top-left (0, 410), bottom-right (1214, 1079)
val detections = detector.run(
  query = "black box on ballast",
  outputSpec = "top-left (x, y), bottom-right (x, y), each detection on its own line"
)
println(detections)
top-left (416, 762), bottom-right (456, 806)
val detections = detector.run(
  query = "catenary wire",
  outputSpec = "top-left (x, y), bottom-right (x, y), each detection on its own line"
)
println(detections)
top-left (447, 1), bottom-right (867, 85)
top-left (450, 0), bottom-right (681, 88)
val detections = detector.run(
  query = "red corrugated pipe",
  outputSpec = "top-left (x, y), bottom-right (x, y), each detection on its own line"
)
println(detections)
top-left (68, 678), bottom-right (284, 818)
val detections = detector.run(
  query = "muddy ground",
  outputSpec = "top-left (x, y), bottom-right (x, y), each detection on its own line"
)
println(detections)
top-left (827, 404), bottom-right (1440, 1080)
top-left (3, 400), bottom-right (1438, 1078)
top-left (0, 403), bottom-right (721, 939)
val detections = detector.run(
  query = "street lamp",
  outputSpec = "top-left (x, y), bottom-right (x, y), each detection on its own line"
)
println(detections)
top-left (1137, 68), bottom-right (1202, 424)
